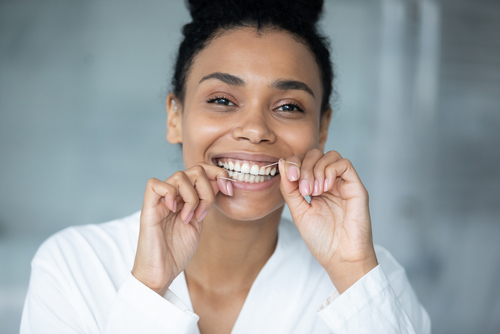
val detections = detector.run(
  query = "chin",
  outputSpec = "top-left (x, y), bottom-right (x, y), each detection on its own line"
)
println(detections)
top-left (214, 195), bottom-right (285, 222)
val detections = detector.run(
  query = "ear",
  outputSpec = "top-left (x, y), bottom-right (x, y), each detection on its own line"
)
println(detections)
top-left (166, 93), bottom-right (183, 144)
top-left (318, 108), bottom-right (332, 152)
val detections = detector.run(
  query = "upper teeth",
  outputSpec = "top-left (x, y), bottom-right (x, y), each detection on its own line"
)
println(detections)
top-left (217, 159), bottom-right (277, 176)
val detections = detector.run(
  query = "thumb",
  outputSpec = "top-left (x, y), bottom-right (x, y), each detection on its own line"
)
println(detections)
top-left (279, 158), bottom-right (309, 219)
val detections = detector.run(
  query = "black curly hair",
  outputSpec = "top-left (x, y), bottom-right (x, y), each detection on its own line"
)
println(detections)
top-left (171, 0), bottom-right (334, 116)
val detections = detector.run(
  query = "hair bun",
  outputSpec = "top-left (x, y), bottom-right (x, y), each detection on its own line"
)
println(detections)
top-left (296, 0), bottom-right (324, 23)
top-left (186, 0), bottom-right (324, 25)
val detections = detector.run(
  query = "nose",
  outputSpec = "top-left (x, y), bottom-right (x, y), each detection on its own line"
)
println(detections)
top-left (231, 110), bottom-right (276, 144)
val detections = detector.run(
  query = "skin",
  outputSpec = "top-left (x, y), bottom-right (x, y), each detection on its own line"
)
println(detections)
top-left (132, 27), bottom-right (378, 334)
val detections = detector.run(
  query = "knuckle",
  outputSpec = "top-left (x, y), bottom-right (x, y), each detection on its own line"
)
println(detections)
top-left (192, 165), bottom-right (206, 177)
top-left (146, 178), bottom-right (159, 187)
top-left (313, 165), bottom-right (324, 178)
top-left (341, 158), bottom-right (352, 166)
top-left (312, 148), bottom-right (323, 155)
top-left (165, 183), bottom-right (176, 195)
top-left (305, 149), bottom-right (321, 159)
top-left (171, 171), bottom-right (182, 179)
top-left (172, 170), bottom-right (188, 182)
top-left (326, 150), bottom-right (340, 158)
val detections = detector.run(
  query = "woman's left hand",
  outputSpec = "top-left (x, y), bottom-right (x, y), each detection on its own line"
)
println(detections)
top-left (279, 149), bottom-right (378, 294)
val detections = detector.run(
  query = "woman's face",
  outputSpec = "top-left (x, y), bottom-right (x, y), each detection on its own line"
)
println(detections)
top-left (167, 28), bottom-right (330, 220)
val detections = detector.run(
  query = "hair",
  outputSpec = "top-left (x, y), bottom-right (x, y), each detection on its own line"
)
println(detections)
top-left (171, 0), bottom-right (335, 117)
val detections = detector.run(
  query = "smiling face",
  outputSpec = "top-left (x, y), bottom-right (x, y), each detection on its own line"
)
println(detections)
top-left (167, 27), bottom-right (331, 221)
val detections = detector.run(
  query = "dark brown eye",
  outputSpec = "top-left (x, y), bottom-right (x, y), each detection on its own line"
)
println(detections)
top-left (277, 103), bottom-right (305, 113)
top-left (207, 97), bottom-right (235, 106)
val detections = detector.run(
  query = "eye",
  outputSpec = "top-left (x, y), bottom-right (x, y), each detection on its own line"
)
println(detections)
top-left (277, 103), bottom-right (305, 113)
top-left (207, 96), bottom-right (235, 106)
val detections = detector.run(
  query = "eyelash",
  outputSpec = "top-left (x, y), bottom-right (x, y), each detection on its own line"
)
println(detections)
top-left (206, 96), bottom-right (235, 106)
top-left (277, 102), bottom-right (305, 113)
top-left (206, 96), bottom-right (305, 113)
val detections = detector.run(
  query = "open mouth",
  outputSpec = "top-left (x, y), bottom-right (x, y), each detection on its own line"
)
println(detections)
top-left (215, 158), bottom-right (280, 183)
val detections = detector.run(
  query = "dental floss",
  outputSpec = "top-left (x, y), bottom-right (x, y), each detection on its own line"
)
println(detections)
top-left (261, 162), bottom-right (279, 168)
top-left (261, 161), bottom-right (300, 168)
top-left (217, 176), bottom-right (237, 182)
top-left (285, 161), bottom-right (300, 167)
top-left (216, 170), bottom-right (238, 182)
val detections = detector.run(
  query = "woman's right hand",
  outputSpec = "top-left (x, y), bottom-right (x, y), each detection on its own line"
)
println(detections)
top-left (131, 163), bottom-right (232, 295)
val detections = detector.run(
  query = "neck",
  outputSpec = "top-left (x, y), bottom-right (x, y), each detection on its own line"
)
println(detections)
top-left (184, 205), bottom-right (283, 293)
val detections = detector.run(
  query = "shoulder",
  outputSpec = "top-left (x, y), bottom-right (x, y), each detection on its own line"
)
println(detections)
top-left (32, 211), bottom-right (141, 277)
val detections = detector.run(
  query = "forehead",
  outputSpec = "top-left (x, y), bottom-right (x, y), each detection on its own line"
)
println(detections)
top-left (185, 27), bottom-right (322, 98)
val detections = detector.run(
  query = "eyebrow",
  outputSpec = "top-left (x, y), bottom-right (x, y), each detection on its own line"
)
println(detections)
top-left (271, 80), bottom-right (315, 98)
top-left (199, 72), bottom-right (314, 98)
top-left (199, 72), bottom-right (245, 86)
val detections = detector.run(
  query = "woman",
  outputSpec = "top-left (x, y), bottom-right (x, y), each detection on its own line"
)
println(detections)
top-left (21, 0), bottom-right (431, 333)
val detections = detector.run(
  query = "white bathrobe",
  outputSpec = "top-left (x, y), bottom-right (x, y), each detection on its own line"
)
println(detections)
top-left (21, 211), bottom-right (431, 333)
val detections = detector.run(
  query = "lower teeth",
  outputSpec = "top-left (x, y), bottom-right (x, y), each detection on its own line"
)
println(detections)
top-left (223, 169), bottom-right (278, 183)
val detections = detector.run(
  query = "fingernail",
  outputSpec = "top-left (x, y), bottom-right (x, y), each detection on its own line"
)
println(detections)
top-left (218, 178), bottom-right (228, 195)
top-left (197, 210), bottom-right (209, 222)
top-left (184, 211), bottom-right (194, 224)
top-left (324, 178), bottom-right (329, 191)
top-left (173, 200), bottom-right (177, 213)
top-left (313, 180), bottom-right (320, 196)
top-left (227, 181), bottom-right (233, 196)
top-left (300, 180), bottom-right (310, 196)
top-left (288, 166), bottom-right (299, 181)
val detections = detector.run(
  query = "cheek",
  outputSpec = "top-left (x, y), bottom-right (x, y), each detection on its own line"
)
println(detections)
top-left (181, 112), bottom-right (227, 165)
top-left (278, 122), bottom-right (319, 155)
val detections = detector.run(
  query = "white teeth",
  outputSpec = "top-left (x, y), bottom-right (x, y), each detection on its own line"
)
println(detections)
top-left (250, 164), bottom-right (259, 175)
top-left (241, 163), bottom-right (250, 174)
top-left (225, 172), bottom-right (273, 183)
top-left (217, 159), bottom-right (279, 182)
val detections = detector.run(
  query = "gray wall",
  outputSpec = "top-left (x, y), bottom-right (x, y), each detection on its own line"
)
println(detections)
top-left (1, 0), bottom-right (499, 333)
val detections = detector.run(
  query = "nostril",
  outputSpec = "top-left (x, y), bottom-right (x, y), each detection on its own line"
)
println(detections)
top-left (232, 122), bottom-right (276, 144)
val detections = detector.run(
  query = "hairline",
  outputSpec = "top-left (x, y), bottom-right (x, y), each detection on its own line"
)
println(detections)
top-left (174, 24), bottom-right (326, 112)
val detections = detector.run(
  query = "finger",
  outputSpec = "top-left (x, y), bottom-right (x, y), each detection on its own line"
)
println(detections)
top-left (298, 149), bottom-right (324, 197)
top-left (195, 162), bottom-right (233, 197)
top-left (324, 158), bottom-right (364, 194)
top-left (184, 165), bottom-right (216, 222)
top-left (311, 150), bottom-right (343, 195)
top-left (283, 155), bottom-right (302, 182)
top-left (278, 158), bottom-right (309, 219)
top-left (143, 178), bottom-right (178, 214)
top-left (165, 171), bottom-right (200, 223)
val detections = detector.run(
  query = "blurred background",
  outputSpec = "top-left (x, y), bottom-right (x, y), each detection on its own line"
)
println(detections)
top-left (1, 0), bottom-right (499, 333)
